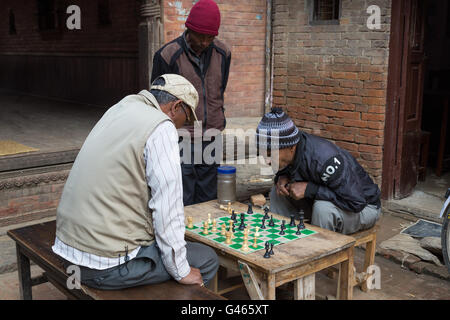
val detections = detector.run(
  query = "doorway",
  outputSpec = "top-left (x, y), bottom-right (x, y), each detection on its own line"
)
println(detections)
top-left (382, 0), bottom-right (450, 221)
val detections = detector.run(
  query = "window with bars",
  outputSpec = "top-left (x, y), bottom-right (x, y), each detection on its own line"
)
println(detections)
top-left (310, 0), bottom-right (340, 25)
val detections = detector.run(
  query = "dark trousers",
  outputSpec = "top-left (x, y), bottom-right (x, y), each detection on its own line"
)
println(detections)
top-left (180, 139), bottom-right (220, 206)
top-left (65, 241), bottom-right (219, 290)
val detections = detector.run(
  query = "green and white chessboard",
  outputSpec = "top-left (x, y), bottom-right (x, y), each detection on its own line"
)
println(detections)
top-left (186, 212), bottom-right (318, 254)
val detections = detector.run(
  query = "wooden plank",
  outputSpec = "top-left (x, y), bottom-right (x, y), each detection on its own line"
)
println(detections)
top-left (260, 273), bottom-right (276, 300)
top-left (0, 149), bottom-right (79, 172)
top-left (274, 249), bottom-right (349, 287)
top-left (238, 260), bottom-right (264, 300)
top-left (294, 274), bottom-right (315, 300)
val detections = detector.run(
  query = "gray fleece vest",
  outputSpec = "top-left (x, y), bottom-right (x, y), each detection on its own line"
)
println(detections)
top-left (56, 90), bottom-right (171, 258)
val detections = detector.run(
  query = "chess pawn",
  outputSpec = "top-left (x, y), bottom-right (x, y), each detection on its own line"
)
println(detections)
top-left (187, 216), bottom-right (194, 229)
top-left (241, 237), bottom-right (250, 252)
top-left (203, 221), bottom-right (209, 235)
top-left (225, 231), bottom-right (232, 244)
top-left (252, 236), bottom-right (258, 248)
top-left (211, 219), bottom-right (217, 232)
top-left (221, 224), bottom-right (226, 236)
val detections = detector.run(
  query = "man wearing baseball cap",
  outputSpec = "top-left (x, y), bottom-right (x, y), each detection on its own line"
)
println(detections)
top-left (152, 0), bottom-right (232, 206)
top-left (52, 74), bottom-right (219, 290)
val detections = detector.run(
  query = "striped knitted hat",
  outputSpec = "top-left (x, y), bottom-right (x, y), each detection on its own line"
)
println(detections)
top-left (256, 107), bottom-right (301, 150)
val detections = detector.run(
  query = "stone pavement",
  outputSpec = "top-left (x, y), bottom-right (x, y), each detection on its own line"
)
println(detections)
top-left (1, 211), bottom-right (449, 300)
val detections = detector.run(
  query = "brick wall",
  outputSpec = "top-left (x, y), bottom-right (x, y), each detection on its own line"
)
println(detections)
top-left (0, 170), bottom-right (69, 227)
top-left (162, 0), bottom-right (267, 118)
top-left (272, 0), bottom-right (391, 185)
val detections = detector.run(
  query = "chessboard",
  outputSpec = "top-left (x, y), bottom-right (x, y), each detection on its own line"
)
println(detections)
top-left (186, 211), bottom-right (318, 255)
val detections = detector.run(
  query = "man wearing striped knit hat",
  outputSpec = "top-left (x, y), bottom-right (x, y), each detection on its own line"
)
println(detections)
top-left (255, 108), bottom-right (381, 235)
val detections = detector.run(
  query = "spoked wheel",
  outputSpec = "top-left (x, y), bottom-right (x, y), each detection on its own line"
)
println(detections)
top-left (442, 213), bottom-right (450, 274)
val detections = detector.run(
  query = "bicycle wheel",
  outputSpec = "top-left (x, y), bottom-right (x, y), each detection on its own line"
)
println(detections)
top-left (442, 208), bottom-right (450, 274)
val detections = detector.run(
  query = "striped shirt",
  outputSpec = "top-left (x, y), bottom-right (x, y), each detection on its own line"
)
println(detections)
top-left (52, 121), bottom-right (190, 281)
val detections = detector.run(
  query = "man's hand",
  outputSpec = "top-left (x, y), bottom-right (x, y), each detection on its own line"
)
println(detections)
top-left (276, 175), bottom-right (290, 196)
top-left (178, 267), bottom-right (203, 286)
top-left (288, 182), bottom-right (308, 200)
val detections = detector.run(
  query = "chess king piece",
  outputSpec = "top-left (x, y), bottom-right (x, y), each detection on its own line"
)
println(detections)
top-left (187, 216), bottom-right (194, 229)
top-left (211, 219), bottom-right (217, 232)
top-left (247, 204), bottom-right (253, 214)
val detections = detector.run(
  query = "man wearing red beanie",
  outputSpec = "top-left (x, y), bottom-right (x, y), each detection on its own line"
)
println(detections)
top-left (151, 0), bottom-right (231, 206)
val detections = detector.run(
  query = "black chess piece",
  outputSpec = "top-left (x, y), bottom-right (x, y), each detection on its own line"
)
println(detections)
top-left (238, 217), bottom-right (246, 230)
top-left (279, 223), bottom-right (286, 235)
top-left (268, 215), bottom-right (275, 227)
top-left (231, 210), bottom-right (237, 223)
top-left (263, 247), bottom-right (271, 258)
top-left (289, 215), bottom-right (296, 227)
top-left (296, 224), bottom-right (302, 235)
top-left (298, 210), bottom-right (305, 230)
top-left (263, 207), bottom-right (270, 220)
top-left (260, 217), bottom-right (266, 229)
top-left (269, 243), bottom-right (274, 255)
top-left (247, 204), bottom-right (253, 214)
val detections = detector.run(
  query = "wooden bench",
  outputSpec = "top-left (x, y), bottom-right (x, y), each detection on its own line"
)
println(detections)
top-left (7, 220), bottom-right (225, 300)
top-left (327, 225), bottom-right (379, 297)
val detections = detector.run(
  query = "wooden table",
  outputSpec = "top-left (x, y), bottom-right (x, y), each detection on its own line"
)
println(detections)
top-left (184, 200), bottom-right (356, 300)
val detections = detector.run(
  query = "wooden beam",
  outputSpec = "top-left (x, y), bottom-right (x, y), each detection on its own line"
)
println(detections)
top-left (238, 260), bottom-right (264, 300)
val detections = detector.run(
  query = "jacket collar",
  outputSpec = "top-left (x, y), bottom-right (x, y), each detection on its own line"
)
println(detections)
top-left (138, 90), bottom-right (163, 111)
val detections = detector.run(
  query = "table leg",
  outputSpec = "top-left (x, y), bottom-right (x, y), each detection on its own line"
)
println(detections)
top-left (260, 273), bottom-right (276, 300)
top-left (294, 274), bottom-right (315, 300)
top-left (338, 247), bottom-right (354, 300)
top-left (16, 244), bottom-right (32, 300)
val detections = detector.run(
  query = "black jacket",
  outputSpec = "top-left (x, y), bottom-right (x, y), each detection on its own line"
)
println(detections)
top-left (275, 132), bottom-right (381, 213)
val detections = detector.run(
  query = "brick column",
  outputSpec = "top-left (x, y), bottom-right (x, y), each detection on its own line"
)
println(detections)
top-left (139, 0), bottom-right (164, 90)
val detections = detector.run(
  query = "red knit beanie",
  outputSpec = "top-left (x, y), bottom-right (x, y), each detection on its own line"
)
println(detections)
top-left (185, 0), bottom-right (221, 36)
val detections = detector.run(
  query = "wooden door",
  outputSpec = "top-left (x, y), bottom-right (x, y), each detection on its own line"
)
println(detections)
top-left (382, 0), bottom-right (427, 199)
